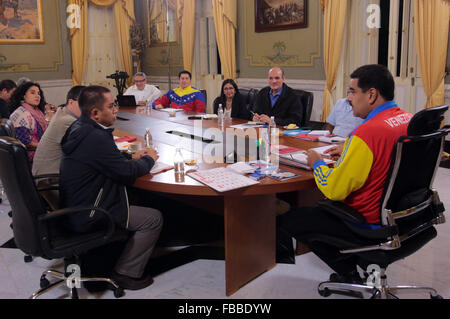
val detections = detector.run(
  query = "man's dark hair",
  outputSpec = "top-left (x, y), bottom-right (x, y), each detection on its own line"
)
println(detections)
top-left (0, 79), bottom-right (17, 92)
top-left (178, 70), bottom-right (192, 79)
top-left (350, 64), bottom-right (395, 101)
top-left (78, 85), bottom-right (110, 118)
top-left (66, 85), bottom-right (86, 104)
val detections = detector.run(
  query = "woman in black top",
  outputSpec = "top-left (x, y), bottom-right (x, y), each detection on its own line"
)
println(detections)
top-left (213, 79), bottom-right (251, 120)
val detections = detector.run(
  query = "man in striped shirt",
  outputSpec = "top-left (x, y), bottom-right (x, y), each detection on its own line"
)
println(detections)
top-left (277, 64), bottom-right (412, 284)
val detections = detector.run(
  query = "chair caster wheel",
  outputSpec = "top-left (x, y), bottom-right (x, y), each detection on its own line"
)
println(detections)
top-left (431, 294), bottom-right (443, 299)
top-left (8, 211), bottom-right (12, 217)
top-left (114, 287), bottom-right (125, 298)
top-left (318, 287), bottom-right (331, 297)
top-left (24, 255), bottom-right (33, 263)
top-left (40, 276), bottom-right (50, 289)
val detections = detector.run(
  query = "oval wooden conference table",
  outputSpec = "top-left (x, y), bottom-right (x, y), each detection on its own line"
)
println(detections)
top-left (114, 106), bottom-right (328, 296)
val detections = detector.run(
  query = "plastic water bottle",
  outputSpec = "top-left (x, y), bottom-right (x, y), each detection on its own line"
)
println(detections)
top-left (261, 128), bottom-right (270, 164)
top-left (269, 116), bottom-right (279, 170)
top-left (218, 104), bottom-right (224, 126)
top-left (145, 100), bottom-right (152, 114)
top-left (174, 148), bottom-right (185, 180)
top-left (269, 116), bottom-right (276, 140)
top-left (144, 128), bottom-right (152, 148)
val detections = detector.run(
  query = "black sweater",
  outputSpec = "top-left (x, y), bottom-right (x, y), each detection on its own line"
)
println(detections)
top-left (253, 83), bottom-right (303, 126)
top-left (213, 93), bottom-right (252, 120)
top-left (60, 115), bottom-right (155, 232)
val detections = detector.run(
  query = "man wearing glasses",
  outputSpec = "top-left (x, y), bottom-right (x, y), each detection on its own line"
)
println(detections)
top-left (124, 72), bottom-right (161, 106)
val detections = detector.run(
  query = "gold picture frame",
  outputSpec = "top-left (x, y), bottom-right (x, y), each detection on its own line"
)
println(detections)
top-left (0, 0), bottom-right (45, 44)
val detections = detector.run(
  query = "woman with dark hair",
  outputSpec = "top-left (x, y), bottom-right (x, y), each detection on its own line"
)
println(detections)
top-left (213, 79), bottom-right (251, 120)
top-left (9, 82), bottom-right (48, 162)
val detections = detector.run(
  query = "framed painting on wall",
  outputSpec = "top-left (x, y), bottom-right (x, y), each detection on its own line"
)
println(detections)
top-left (255, 0), bottom-right (307, 33)
top-left (0, 0), bottom-right (44, 44)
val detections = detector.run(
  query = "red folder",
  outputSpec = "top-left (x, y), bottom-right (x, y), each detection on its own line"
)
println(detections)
top-left (115, 136), bottom-right (137, 143)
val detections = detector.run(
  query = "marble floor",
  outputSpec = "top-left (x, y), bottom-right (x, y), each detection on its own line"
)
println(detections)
top-left (0, 167), bottom-right (449, 300)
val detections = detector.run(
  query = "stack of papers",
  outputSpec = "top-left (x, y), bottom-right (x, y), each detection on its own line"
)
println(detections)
top-left (226, 162), bottom-right (256, 174)
top-left (279, 153), bottom-right (335, 170)
top-left (308, 130), bottom-right (331, 136)
top-left (318, 135), bottom-right (346, 143)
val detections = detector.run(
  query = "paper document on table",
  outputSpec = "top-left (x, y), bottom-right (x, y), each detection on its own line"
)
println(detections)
top-left (308, 130), bottom-right (331, 136)
top-left (309, 145), bottom-right (337, 156)
top-left (318, 135), bottom-right (346, 143)
top-left (230, 123), bottom-right (265, 129)
top-left (226, 162), bottom-right (256, 174)
top-left (157, 108), bottom-right (184, 113)
top-left (150, 162), bottom-right (174, 174)
top-left (187, 167), bottom-right (259, 192)
top-left (280, 153), bottom-right (334, 165)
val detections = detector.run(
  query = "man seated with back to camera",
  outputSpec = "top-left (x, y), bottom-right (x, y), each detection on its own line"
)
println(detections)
top-left (252, 67), bottom-right (303, 127)
top-left (32, 85), bottom-right (85, 209)
top-left (60, 85), bottom-right (163, 290)
top-left (276, 64), bottom-right (413, 283)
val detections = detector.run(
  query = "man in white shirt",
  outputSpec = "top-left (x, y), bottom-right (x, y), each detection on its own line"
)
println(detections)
top-left (124, 72), bottom-right (161, 106)
top-left (325, 98), bottom-right (365, 137)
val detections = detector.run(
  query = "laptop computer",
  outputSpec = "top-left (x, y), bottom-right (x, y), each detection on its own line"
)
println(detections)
top-left (117, 95), bottom-right (138, 107)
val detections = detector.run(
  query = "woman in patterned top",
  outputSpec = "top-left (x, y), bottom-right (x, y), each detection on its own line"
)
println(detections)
top-left (9, 82), bottom-right (48, 163)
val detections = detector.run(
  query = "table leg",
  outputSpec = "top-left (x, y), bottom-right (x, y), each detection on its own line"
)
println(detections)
top-left (224, 194), bottom-right (276, 296)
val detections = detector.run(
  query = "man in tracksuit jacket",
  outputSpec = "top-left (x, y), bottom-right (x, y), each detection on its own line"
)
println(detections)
top-left (60, 86), bottom-right (162, 290)
top-left (277, 65), bottom-right (413, 284)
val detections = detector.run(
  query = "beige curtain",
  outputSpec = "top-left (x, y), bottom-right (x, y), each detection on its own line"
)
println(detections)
top-left (68, 0), bottom-right (88, 86)
top-left (320, 0), bottom-right (348, 121)
top-left (179, 0), bottom-right (196, 72)
top-left (68, 0), bottom-right (135, 86)
top-left (414, 0), bottom-right (450, 108)
top-left (212, 0), bottom-right (237, 80)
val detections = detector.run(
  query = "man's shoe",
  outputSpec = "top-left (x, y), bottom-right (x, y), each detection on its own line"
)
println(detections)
top-left (111, 271), bottom-right (154, 291)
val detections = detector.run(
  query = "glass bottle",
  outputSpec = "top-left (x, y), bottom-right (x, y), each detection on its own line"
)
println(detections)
top-left (174, 148), bottom-right (185, 178)
top-left (144, 128), bottom-right (152, 148)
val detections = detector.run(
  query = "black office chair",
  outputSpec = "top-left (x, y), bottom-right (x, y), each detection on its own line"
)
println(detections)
top-left (314, 105), bottom-right (449, 299)
top-left (239, 88), bottom-right (259, 113)
top-left (292, 89), bottom-right (314, 127)
top-left (0, 118), bottom-right (15, 138)
top-left (200, 89), bottom-right (207, 110)
top-left (0, 136), bottom-right (128, 299)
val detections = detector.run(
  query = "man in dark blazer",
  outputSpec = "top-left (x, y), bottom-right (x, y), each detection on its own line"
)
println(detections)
top-left (252, 67), bottom-right (303, 127)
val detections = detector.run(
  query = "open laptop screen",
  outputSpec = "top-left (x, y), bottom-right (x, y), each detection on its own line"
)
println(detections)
top-left (117, 95), bottom-right (137, 106)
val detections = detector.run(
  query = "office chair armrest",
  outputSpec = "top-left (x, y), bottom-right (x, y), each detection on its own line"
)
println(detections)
top-left (318, 200), bottom-right (366, 224)
top-left (38, 206), bottom-right (115, 239)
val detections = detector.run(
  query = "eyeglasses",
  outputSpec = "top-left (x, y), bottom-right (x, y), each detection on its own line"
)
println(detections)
top-left (224, 87), bottom-right (235, 91)
top-left (135, 79), bottom-right (146, 83)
